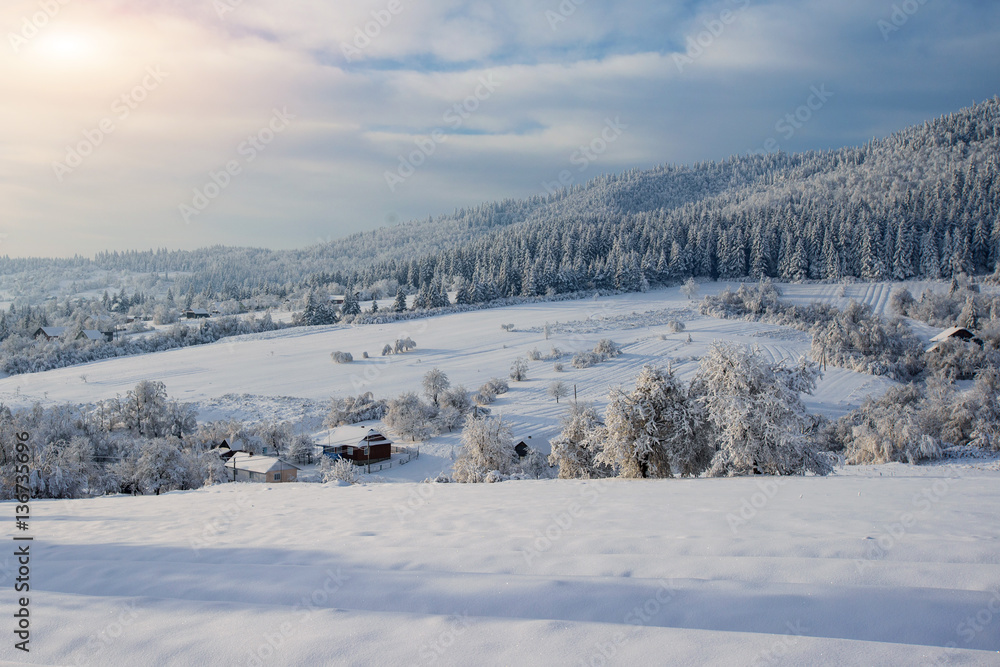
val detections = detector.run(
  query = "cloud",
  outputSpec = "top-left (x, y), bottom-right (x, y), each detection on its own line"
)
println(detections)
top-left (0, 0), bottom-right (998, 256)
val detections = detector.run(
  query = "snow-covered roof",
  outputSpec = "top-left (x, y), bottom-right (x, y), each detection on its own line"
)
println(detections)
top-left (228, 453), bottom-right (299, 474)
top-left (930, 326), bottom-right (974, 342)
top-left (36, 326), bottom-right (67, 337)
top-left (79, 330), bottom-right (106, 341)
top-left (327, 425), bottom-right (392, 447)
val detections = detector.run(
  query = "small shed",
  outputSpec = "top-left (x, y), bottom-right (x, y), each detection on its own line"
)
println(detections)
top-left (323, 426), bottom-right (392, 464)
top-left (227, 453), bottom-right (299, 483)
top-left (185, 308), bottom-right (211, 319)
top-left (33, 326), bottom-right (67, 341)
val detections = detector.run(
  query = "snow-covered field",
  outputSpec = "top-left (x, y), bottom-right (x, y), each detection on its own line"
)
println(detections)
top-left (1, 281), bottom-right (1000, 665)
top-left (3, 462), bottom-right (999, 665)
top-left (0, 282), bottom-right (943, 481)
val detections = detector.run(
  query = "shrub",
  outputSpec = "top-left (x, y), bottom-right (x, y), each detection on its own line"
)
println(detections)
top-left (667, 320), bottom-right (685, 333)
top-left (594, 339), bottom-right (622, 358)
top-left (331, 351), bottom-right (354, 363)
top-left (572, 352), bottom-right (602, 368)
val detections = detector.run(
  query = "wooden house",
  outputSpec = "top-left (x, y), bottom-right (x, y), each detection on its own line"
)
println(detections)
top-left (184, 308), bottom-right (211, 319)
top-left (33, 326), bottom-right (67, 341)
top-left (323, 426), bottom-right (392, 464)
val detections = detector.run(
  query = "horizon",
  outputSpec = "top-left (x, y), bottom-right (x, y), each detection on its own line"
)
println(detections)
top-left (2, 0), bottom-right (999, 258)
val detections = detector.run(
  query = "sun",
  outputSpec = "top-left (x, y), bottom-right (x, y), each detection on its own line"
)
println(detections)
top-left (33, 29), bottom-right (100, 64)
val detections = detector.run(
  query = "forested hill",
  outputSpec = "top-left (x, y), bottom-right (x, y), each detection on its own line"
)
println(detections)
top-left (345, 97), bottom-right (1000, 297)
top-left (3, 97), bottom-right (998, 301)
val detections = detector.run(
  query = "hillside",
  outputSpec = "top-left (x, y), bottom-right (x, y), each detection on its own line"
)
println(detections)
top-left (2, 98), bottom-right (997, 304)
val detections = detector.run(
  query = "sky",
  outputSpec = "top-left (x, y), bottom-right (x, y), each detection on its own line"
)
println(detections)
top-left (1, 0), bottom-right (999, 258)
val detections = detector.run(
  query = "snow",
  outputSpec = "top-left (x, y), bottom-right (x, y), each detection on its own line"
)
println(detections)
top-left (3, 463), bottom-right (999, 665)
top-left (1, 282), bottom-right (999, 664)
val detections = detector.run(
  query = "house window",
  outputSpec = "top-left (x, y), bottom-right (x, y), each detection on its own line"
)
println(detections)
top-left (273, 473), bottom-right (281, 481)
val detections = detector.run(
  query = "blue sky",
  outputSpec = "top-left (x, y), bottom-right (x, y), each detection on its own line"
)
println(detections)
top-left (1, 0), bottom-right (999, 257)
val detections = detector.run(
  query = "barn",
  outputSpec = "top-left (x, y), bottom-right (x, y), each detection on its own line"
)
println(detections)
top-left (323, 426), bottom-right (392, 464)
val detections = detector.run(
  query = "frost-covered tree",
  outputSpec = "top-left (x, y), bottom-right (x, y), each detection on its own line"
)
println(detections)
top-left (548, 403), bottom-right (610, 479)
top-left (597, 365), bottom-right (712, 478)
top-left (692, 343), bottom-right (831, 477)
top-left (384, 392), bottom-right (435, 441)
top-left (453, 414), bottom-right (516, 483)
top-left (422, 368), bottom-right (450, 406)
top-left (547, 381), bottom-right (569, 403)
top-left (681, 277), bottom-right (699, 300)
top-left (510, 357), bottom-right (528, 381)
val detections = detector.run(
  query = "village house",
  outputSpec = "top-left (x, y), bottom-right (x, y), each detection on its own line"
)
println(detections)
top-left (78, 329), bottom-right (114, 343)
top-left (184, 308), bottom-right (211, 319)
top-left (32, 326), bottom-right (67, 341)
top-left (927, 326), bottom-right (979, 352)
top-left (323, 426), bottom-right (392, 464)
top-left (226, 452), bottom-right (299, 483)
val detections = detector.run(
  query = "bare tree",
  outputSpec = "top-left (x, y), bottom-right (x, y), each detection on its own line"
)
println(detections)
top-left (548, 381), bottom-right (569, 403)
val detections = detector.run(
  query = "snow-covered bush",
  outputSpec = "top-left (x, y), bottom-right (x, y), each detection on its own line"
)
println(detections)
top-left (597, 365), bottom-right (713, 478)
top-left (593, 339), bottom-right (622, 358)
top-left (483, 377), bottom-right (509, 395)
top-left (331, 351), bottom-right (354, 363)
top-left (324, 392), bottom-right (388, 427)
top-left (811, 301), bottom-right (924, 380)
top-left (571, 351), bottom-right (602, 368)
top-left (667, 320), bottom-right (686, 333)
top-left (554, 362), bottom-right (565, 372)
top-left (528, 348), bottom-right (542, 361)
top-left (836, 385), bottom-right (942, 464)
top-left (925, 338), bottom-right (990, 382)
top-left (384, 392), bottom-right (435, 441)
top-left (453, 415), bottom-right (517, 483)
top-left (323, 457), bottom-right (360, 485)
top-left (692, 342), bottom-right (831, 477)
top-left (509, 357), bottom-right (528, 381)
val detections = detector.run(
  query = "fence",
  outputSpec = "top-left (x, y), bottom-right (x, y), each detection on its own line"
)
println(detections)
top-left (362, 446), bottom-right (419, 473)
